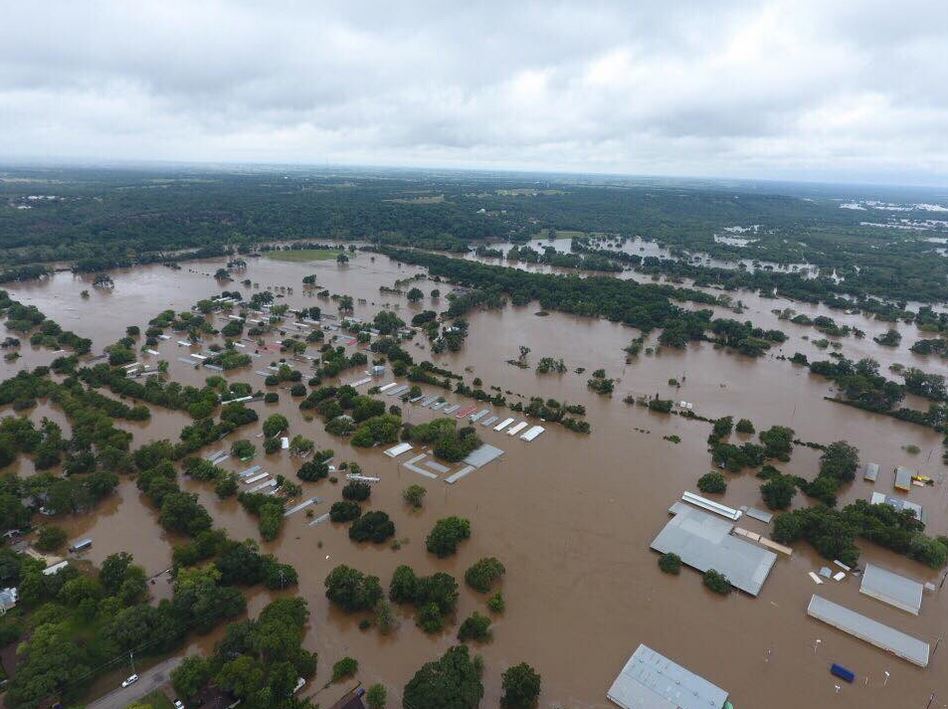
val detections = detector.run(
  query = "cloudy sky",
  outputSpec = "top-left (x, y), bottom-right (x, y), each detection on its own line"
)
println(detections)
top-left (1, 0), bottom-right (947, 184)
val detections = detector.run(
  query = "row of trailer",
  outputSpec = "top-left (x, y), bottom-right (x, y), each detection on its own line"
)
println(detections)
top-left (377, 382), bottom-right (546, 443)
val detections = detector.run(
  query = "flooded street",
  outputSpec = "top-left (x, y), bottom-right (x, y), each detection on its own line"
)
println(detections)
top-left (5, 252), bottom-right (948, 708)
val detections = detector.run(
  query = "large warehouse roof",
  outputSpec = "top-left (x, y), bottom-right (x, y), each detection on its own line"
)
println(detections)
top-left (807, 595), bottom-right (930, 667)
top-left (650, 503), bottom-right (777, 596)
top-left (607, 644), bottom-right (729, 709)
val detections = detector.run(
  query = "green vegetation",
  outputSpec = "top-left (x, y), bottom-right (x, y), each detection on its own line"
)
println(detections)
top-left (330, 500), bottom-right (361, 523)
top-left (388, 565), bottom-right (460, 633)
top-left (265, 248), bottom-right (342, 262)
top-left (586, 369), bottom-right (615, 395)
top-left (127, 691), bottom-right (175, 709)
top-left (35, 524), bottom-right (67, 551)
top-left (794, 440), bottom-right (860, 507)
top-left (342, 480), bottom-right (371, 501)
top-left (465, 557), bottom-right (505, 593)
top-left (457, 611), bottom-right (492, 642)
top-left (809, 357), bottom-right (947, 440)
top-left (230, 439), bottom-right (256, 460)
top-left (1, 546), bottom-right (277, 709)
top-left (237, 492), bottom-right (285, 541)
top-left (760, 472), bottom-right (797, 510)
top-left (735, 418), bottom-right (755, 434)
top-left (501, 663), bottom-right (542, 709)
top-left (0, 291), bottom-right (91, 354)
top-left (403, 645), bottom-right (483, 709)
top-left (773, 499), bottom-right (948, 568)
top-left (703, 569), bottom-right (731, 595)
top-left (426, 516), bottom-right (471, 557)
top-left (169, 597), bottom-right (316, 709)
top-left (332, 656), bottom-right (359, 682)
top-left (349, 511), bottom-right (396, 544)
top-left (324, 564), bottom-right (383, 613)
top-left (403, 483), bottom-right (427, 509)
top-left (658, 552), bottom-right (682, 575)
top-left (697, 472), bottom-right (727, 494)
top-left (404, 417), bottom-right (482, 462)
top-left (366, 683), bottom-right (388, 708)
top-left (1, 168), bottom-right (944, 312)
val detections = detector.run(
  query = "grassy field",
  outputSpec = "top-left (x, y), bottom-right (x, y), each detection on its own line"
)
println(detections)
top-left (127, 690), bottom-right (175, 708)
top-left (264, 249), bottom-right (342, 262)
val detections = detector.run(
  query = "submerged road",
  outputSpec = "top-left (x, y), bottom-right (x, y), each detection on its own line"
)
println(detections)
top-left (86, 657), bottom-right (182, 709)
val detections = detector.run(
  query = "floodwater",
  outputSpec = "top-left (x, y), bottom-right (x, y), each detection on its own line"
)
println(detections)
top-left (473, 235), bottom-right (819, 276)
top-left (4, 251), bottom-right (948, 708)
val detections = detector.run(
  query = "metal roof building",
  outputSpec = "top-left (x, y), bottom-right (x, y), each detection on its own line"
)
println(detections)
top-left (806, 594), bottom-right (930, 667)
top-left (859, 564), bottom-right (924, 615)
top-left (894, 466), bottom-right (914, 491)
top-left (863, 462), bottom-right (879, 482)
top-left (607, 644), bottom-right (729, 709)
top-left (463, 443), bottom-right (504, 468)
top-left (870, 491), bottom-right (923, 521)
top-left (383, 442), bottom-right (413, 458)
top-left (650, 503), bottom-right (776, 596)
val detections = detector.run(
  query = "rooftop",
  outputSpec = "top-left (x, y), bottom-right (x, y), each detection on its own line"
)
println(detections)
top-left (860, 563), bottom-right (924, 615)
top-left (607, 644), bottom-right (729, 709)
top-left (806, 594), bottom-right (930, 667)
top-left (651, 503), bottom-right (777, 596)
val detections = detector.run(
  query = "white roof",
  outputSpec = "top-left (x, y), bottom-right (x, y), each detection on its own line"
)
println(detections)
top-left (384, 442), bottom-right (413, 458)
top-left (807, 594), bottom-right (929, 667)
top-left (860, 563), bottom-right (924, 615)
top-left (608, 644), bottom-right (728, 709)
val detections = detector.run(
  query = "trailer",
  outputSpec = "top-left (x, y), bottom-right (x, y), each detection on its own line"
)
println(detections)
top-left (70, 538), bottom-right (93, 553)
top-left (493, 417), bottom-right (515, 432)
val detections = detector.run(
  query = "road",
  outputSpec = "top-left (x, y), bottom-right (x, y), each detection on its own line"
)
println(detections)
top-left (86, 656), bottom-right (183, 709)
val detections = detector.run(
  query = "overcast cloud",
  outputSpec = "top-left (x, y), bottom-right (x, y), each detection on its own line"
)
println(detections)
top-left (1, 0), bottom-right (947, 183)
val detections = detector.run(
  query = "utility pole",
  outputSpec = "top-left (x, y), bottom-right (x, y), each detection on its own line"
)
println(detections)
top-left (129, 650), bottom-right (136, 674)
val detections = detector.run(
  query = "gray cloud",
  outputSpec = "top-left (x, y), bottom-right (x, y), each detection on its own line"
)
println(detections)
top-left (1, 0), bottom-right (947, 183)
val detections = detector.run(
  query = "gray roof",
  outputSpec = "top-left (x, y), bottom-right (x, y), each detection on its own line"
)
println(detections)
top-left (607, 644), bottom-right (728, 709)
top-left (741, 506), bottom-right (774, 524)
top-left (870, 492), bottom-right (923, 522)
top-left (895, 466), bottom-right (914, 490)
top-left (864, 462), bottom-right (880, 481)
top-left (463, 444), bottom-right (504, 468)
top-left (860, 563), bottom-right (924, 615)
top-left (807, 594), bottom-right (930, 667)
top-left (651, 504), bottom-right (777, 596)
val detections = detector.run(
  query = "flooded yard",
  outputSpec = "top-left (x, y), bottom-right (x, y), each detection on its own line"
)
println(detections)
top-left (4, 252), bottom-right (948, 708)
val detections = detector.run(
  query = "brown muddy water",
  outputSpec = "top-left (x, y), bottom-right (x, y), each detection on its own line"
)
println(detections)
top-left (5, 252), bottom-right (948, 708)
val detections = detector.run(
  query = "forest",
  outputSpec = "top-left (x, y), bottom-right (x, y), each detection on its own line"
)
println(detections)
top-left (1, 166), bottom-right (946, 307)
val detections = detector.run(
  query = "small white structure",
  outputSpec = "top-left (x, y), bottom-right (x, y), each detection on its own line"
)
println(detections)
top-left (43, 560), bottom-right (69, 576)
top-left (0, 587), bottom-right (17, 614)
top-left (493, 417), bottom-right (515, 432)
top-left (384, 442), bottom-right (414, 458)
